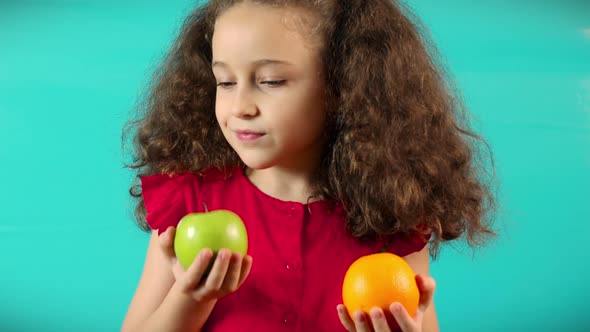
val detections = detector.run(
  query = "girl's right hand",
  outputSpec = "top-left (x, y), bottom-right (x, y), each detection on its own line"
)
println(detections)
top-left (158, 226), bottom-right (253, 303)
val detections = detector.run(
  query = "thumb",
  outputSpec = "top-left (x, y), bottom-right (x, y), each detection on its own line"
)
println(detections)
top-left (416, 274), bottom-right (436, 313)
top-left (158, 226), bottom-right (177, 260)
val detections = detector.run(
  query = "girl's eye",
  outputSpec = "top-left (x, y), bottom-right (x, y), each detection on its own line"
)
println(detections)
top-left (216, 82), bottom-right (235, 89)
top-left (216, 80), bottom-right (286, 89)
top-left (260, 80), bottom-right (286, 87)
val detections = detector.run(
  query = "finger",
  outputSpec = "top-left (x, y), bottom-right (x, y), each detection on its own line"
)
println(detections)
top-left (204, 248), bottom-right (232, 291)
top-left (172, 259), bottom-right (184, 281)
top-left (352, 310), bottom-right (372, 332)
top-left (369, 307), bottom-right (392, 332)
top-left (390, 303), bottom-right (417, 332)
top-left (180, 248), bottom-right (213, 291)
top-left (158, 227), bottom-right (176, 260)
top-left (219, 252), bottom-right (243, 293)
top-left (416, 274), bottom-right (436, 313)
top-left (236, 255), bottom-right (253, 287)
top-left (336, 305), bottom-right (356, 331)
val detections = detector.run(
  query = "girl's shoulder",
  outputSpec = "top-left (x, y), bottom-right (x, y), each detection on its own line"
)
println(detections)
top-left (380, 227), bottom-right (432, 257)
top-left (140, 167), bottom-right (240, 193)
top-left (195, 167), bottom-right (241, 183)
top-left (139, 167), bottom-right (242, 234)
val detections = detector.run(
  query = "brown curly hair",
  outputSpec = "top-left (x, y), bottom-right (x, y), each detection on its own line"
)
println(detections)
top-left (123, 0), bottom-right (497, 256)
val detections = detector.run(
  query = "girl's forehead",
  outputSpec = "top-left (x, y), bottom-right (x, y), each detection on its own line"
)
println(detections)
top-left (215, 4), bottom-right (321, 42)
top-left (211, 3), bottom-right (322, 67)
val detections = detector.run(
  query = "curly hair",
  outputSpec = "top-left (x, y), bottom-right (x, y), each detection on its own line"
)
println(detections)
top-left (123, 0), bottom-right (497, 256)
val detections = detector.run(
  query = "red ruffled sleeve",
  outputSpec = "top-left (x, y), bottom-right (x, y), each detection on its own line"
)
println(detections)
top-left (384, 224), bottom-right (432, 257)
top-left (140, 172), bottom-right (199, 235)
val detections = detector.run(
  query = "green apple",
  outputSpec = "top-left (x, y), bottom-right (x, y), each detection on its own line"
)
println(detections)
top-left (174, 210), bottom-right (248, 271)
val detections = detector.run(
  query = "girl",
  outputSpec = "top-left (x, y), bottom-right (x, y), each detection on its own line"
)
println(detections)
top-left (122, 0), bottom-right (495, 331)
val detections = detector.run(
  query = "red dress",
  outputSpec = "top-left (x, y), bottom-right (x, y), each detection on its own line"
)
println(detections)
top-left (140, 167), bottom-right (429, 332)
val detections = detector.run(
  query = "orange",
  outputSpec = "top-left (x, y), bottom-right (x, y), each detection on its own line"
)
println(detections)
top-left (342, 253), bottom-right (419, 318)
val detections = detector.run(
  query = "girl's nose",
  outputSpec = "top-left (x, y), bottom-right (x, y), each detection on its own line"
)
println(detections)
top-left (231, 89), bottom-right (258, 118)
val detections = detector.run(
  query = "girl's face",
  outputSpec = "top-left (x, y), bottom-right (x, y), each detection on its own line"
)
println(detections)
top-left (212, 3), bottom-right (327, 171)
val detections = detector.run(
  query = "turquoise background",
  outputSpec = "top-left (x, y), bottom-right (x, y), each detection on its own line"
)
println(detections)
top-left (1, 0), bottom-right (588, 331)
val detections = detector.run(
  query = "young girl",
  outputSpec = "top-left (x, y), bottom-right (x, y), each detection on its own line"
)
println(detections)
top-left (122, 0), bottom-right (495, 331)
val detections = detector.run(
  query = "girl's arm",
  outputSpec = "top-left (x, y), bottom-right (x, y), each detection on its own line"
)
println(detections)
top-left (121, 231), bottom-right (217, 332)
top-left (122, 228), bottom-right (252, 332)
top-left (403, 246), bottom-right (440, 332)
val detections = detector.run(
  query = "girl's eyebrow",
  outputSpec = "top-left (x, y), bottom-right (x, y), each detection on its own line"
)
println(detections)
top-left (211, 59), bottom-right (294, 68)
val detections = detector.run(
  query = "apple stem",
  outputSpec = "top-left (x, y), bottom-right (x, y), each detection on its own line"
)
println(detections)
top-left (202, 202), bottom-right (209, 213)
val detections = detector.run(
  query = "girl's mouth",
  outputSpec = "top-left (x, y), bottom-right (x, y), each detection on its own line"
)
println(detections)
top-left (235, 130), bottom-right (265, 142)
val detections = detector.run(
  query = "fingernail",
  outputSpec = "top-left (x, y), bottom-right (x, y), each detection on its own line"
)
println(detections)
top-left (370, 308), bottom-right (382, 319)
top-left (355, 311), bottom-right (365, 322)
top-left (391, 303), bottom-right (402, 313)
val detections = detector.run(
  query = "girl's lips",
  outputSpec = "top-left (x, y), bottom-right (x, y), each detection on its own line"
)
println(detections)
top-left (235, 130), bottom-right (265, 142)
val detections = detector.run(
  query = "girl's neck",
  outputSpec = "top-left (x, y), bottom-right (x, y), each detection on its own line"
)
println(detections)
top-left (245, 166), bottom-right (320, 204)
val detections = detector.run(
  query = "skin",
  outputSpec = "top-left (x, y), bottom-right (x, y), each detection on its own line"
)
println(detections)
top-left (213, 3), bottom-right (440, 331)
top-left (212, 2), bottom-right (327, 203)
top-left (337, 246), bottom-right (440, 332)
top-left (122, 3), bottom-right (440, 331)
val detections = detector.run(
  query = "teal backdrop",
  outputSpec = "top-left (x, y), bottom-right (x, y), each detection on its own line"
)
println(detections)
top-left (1, 1), bottom-right (588, 331)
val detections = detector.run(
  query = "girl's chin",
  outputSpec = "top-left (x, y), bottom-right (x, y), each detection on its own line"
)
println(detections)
top-left (238, 156), bottom-right (276, 171)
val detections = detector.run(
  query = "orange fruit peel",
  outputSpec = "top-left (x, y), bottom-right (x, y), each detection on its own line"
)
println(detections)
top-left (342, 253), bottom-right (420, 318)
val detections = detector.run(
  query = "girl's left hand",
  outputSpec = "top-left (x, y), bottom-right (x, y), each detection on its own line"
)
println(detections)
top-left (337, 274), bottom-right (436, 332)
